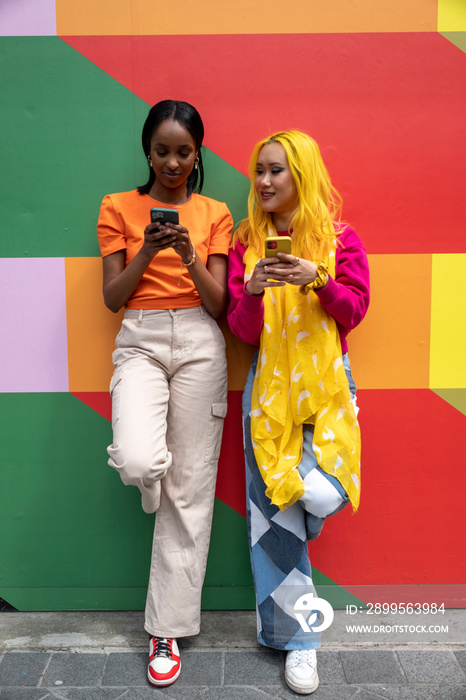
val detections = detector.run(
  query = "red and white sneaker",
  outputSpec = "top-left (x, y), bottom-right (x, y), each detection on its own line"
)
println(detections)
top-left (147, 636), bottom-right (181, 687)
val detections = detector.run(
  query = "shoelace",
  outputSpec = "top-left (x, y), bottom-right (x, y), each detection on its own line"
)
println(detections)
top-left (152, 637), bottom-right (173, 658)
top-left (289, 649), bottom-right (316, 667)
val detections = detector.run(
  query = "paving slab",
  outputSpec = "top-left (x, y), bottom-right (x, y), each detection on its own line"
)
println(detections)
top-left (175, 651), bottom-right (223, 686)
top-left (358, 686), bottom-right (466, 700)
top-left (0, 691), bottom-right (53, 700)
top-left (223, 650), bottom-right (282, 685)
top-left (397, 649), bottom-right (466, 684)
top-left (454, 649), bottom-right (466, 672)
top-left (339, 650), bottom-right (405, 684)
top-left (0, 652), bottom-right (51, 687)
top-left (271, 686), bottom-right (359, 699)
top-left (52, 691), bottom-right (127, 700)
top-left (315, 650), bottom-right (346, 684)
top-left (42, 652), bottom-right (106, 687)
top-left (100, 652), bottom-right (147, 686)
top-left (195, 690), bottom-right (276, 700)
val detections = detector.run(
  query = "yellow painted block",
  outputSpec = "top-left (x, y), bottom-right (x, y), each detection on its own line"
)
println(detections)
top-left (430, 254), bottom-right (466, 388)
top-left (349, 254), bottom-right (431, 389)
top-left (65, 258), bottom-right (123, 392)
top-left (56, 0), bottom-right (436, 36)
top-left (438, 0), bottom-right (466, 31)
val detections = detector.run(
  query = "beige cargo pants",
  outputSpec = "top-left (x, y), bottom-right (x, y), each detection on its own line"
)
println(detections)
top-left (107, 307), bottom-right (228, 638)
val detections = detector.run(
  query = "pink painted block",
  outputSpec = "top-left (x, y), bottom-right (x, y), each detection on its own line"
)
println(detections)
top-left (0, 258), bottom-right (69, 392)
top-left (0, 0), bottom-right (56, 36)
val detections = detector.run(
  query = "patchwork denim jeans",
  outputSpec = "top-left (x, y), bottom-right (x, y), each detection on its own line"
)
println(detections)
top-left (242, 352), bottom-right (357, 649)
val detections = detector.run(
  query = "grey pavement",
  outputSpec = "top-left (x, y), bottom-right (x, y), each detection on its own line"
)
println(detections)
top-left (0, 611), bottom-right (465, 699)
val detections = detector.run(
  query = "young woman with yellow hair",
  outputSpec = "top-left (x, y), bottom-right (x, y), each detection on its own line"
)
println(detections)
top-left (227, 130), bottom-right (370, 694)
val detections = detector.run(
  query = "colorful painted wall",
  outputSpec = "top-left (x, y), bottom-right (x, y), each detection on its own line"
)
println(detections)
top-left (1, 1), bottom-right (465, 611)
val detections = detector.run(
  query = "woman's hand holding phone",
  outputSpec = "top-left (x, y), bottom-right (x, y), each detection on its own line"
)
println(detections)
top-left (246, 250), bottom-right (325, 295)
top-left (142, 221), bottom-right (177, 258)
top-left (245, 235), bottom-right (292, 295)
top-left (245, 255), bottom-right (285, 296)
top-left (145, 207), bottom-right (193, 264)
top-left (164, 223), bottom-right (194, 265)
top-left (267, 253), bottom-right (326, 288)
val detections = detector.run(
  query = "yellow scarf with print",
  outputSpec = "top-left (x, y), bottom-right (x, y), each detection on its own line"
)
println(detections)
top-left (244, 243), bottom-right (361, 512)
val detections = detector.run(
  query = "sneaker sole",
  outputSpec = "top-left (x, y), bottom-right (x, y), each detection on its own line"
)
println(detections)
top-left (147, 664), bottom-right (181, 687)
top-left (284, 670), bottom-right (319, 695)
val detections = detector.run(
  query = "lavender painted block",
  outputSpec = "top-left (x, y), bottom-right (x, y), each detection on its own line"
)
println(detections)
top-left (0, 258), bottom-right (69, 392)
top-left (0, 0), bottom-right (56, 36)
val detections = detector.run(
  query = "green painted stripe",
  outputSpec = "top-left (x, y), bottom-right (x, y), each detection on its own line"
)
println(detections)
top-left (431, 388), bottom-right (466, 416)
top-left (1, 37), bottom-right (248, 259)
top-left (440, 32), bottom-right (466, 54)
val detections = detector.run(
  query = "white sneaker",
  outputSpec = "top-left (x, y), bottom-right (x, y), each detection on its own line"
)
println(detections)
top-left (285, 648), bottom-right (319, 695)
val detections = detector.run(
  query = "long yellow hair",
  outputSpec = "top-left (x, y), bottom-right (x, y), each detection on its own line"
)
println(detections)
top-left (233, 130), bottom-right (343, 259)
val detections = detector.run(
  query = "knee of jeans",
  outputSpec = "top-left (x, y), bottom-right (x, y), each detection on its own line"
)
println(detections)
top-left (108, 443), bottom-right (171, 485)
top-left (305, 491), bottom-right (343, 518)
top-left (302, 469), bottom-right (345, 518)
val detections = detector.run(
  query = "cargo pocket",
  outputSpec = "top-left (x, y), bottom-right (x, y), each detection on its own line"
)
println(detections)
top-left (204, 402), bottom-right (228, 463)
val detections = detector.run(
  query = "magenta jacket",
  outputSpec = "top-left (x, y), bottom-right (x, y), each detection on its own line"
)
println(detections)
top-left (227, 225), bottom-right (370, 354)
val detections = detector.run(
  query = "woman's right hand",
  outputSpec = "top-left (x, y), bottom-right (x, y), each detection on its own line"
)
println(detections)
top-left (245, 256), bottom-right (286, 296)
top-left (141, 222), bottom-right (177, 260)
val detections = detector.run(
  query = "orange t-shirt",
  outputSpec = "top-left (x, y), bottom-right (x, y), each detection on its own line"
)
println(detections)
top-left (97, 190), bottom-right (233, 309)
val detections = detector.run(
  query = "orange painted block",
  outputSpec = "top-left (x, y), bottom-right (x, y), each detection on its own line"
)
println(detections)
top-left (349, 254), bottom-right (431, 389)
top-left (65, 255), bottom-right (431, 393)
top-left (56, 0), bottom-right (131, 37)
top-left (65, 257), bottom-right (253, 393)
top-left (221, 254), bottom-right (432, 392)
top-left (56, 0), bottom-right (436, 36)
top-left (65, 257), bottom-right (123, 392)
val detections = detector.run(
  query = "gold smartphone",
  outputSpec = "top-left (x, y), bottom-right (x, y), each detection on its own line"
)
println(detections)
top-left (265, 235), bottom-right (292, 257)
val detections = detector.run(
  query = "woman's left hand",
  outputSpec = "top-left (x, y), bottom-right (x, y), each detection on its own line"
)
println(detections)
top-left (263, 252), bottom-right (326, 287)
top-left (158, 222), bottom-right (194, 264)
top-left (156, 222), bottom-right (227, 319)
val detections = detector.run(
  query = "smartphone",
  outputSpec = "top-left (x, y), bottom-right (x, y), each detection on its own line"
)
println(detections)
top-left (150, 207), bottom-right (179, 226)
top-left (265, 235), bottom-right (292, 258)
